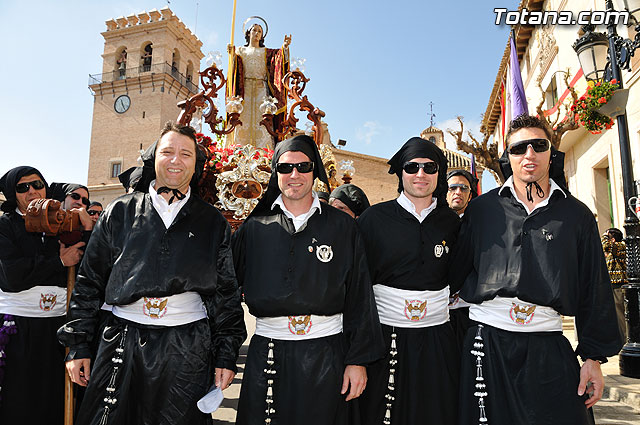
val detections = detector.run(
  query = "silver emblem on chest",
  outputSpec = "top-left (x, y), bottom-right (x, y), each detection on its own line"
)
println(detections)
top-left (316, 245), bottom-right (333, 263)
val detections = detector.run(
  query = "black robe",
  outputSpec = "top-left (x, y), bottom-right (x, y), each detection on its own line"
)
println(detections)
top-left (451, 187), bottom-right (623, 425)
top-left (58, 192), bottom-right (246, 425)
top-left (232, 203), bottom-right (385, 425)
top-left (0, 211), bottom-right (67, 424)
top-left (356, 200), bottom-right (461, 425)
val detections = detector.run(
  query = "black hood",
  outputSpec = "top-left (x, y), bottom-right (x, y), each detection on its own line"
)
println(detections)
top-left (498, 146), bottom-right (568, 191)
top-left (49, 183), bottom-right (89, 202)
top-left (387, 137), bottom-right (449, 205)
top-left (447, 169), bottom-right (479, 199)
top-left (137, 139), bottom-right (207, 193)
top-left (250, 134), bottom-right (329, 217)
top-left (118, 166), bottom-right (144, 192)
top-left (0, 166), bottom-right (49, 213)
top-left (330, 184), bottom-right (370, 217)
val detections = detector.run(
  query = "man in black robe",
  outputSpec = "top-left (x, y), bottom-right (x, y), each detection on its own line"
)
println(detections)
top-left (445, 169), bottom-right (478, 349)
top-left (452, 114), bottom-right (623, 425)
top-left (0, 166), bottom-right (86, 424)
top-left (59, 122), bottom-right (246, 425)
top-left (357, 137), bottom-right (461, 425)
top-left (232, 134), bottom-right (384, 425)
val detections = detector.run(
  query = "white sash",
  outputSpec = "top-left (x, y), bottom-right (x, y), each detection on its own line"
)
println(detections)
top-left (255, 313), bottom-right (343, 341)
top-left (373, 284), bottom-right (450, 328)
top-left (469, 296), bottom-right (562, 332)
top-left (0, 286), bottom-right (67, 317)
top-left (111, 291), bottom-right (207, 326)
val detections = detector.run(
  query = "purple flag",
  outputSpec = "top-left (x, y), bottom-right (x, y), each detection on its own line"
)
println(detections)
top-left (510, 33), bottom-right (528, 118)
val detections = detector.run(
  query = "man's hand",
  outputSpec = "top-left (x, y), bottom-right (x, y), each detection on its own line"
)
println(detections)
top-left (227, 43), bottom-right (234, 54)
top-left (578, 359), bottom-right (604, 408)
top-left (72, 207), bottom-right (94, 231)
top-left (66, 358), bottom-right (91, 387)
top-left (341, 365), bottom-right (367, 401)
top-left (215, 367), bottom-right (235, 390)
top-left (59, 241), bottom-right (86, 267)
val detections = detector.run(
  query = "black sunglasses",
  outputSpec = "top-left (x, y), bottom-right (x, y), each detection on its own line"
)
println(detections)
top-left (68, 192), bottom-right (90, 207)
top-left (402, 161), bottom-right (439, 175)
top-left (507, 138), bottom-right (550, 156)
top-left (448, 183), bottom-right (470, 192)
top-left (87, 210), bottom-right (102, 217)
top-left (15, 180), bottom-right (45, 193)
top-left (276, 162), bottom-right (314, 174)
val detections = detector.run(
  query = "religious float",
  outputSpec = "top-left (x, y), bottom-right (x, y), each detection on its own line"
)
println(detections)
top-left (175, 16), bottom-right (347, 228)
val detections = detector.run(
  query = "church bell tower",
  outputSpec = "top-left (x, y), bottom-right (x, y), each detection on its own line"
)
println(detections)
top-left (86, 7), bottom-right (203, 205)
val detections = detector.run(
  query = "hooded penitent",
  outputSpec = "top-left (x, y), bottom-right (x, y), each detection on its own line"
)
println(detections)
top-left (0, 166), bottom-right (49, 213)
top-left (498, 145), bottom-right (568, 202)
top-left (329, 184), bottom-right (370, 217)
top-left (387, 137), bottom-right (449, 205)
top-left (49, 183), bottom-right (89, 203)
top-left (250, 134), bottom-right (329, 216)
top-left (446, 169), bottom-right (479, 199)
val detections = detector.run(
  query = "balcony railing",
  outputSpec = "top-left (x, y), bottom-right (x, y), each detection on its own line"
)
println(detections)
top-left (89, 62), bottom-right (199, 94)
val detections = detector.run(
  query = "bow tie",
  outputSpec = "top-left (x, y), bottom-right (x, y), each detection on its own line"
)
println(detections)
top-left (156, 186), bottom-right (186, 205)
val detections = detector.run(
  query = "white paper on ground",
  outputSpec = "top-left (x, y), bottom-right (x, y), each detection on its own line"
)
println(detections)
top-left (197, 385), bottom-right (224, 413)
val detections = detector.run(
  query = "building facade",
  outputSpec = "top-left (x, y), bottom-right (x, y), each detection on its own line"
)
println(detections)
top-left (483, 0), bottom-right (640, 233)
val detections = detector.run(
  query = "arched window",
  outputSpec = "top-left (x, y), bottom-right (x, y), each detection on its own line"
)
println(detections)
top-left (171, 49), bottom-right (180, 77)
top-left (115, 47), bottom-right (127, 79)
top-left (429, 136), bottom-right (436, 144)
top-left (141, 43), bottom-right (153, 72)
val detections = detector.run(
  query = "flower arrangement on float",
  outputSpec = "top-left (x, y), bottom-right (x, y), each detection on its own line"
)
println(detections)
top-left (571, 79), bottom-right (619, 134)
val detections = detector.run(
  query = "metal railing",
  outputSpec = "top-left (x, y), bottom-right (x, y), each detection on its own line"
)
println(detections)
top-left (88, 62), bottom-right (199, 93)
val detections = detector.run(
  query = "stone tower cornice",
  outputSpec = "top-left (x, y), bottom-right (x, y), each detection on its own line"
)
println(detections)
top-left (102, 7), bottom-right (203, 58)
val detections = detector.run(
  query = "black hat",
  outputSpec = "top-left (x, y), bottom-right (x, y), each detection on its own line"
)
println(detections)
top-left (251, 134), bottom-right (329, 216)
top-left (49, 183), bottom-right (89, 203)
top-left (446, 169), bottom-right (479, 199)
top-left (329, 184), bottom-right (370, 217)
top-left (387, 137), bottom-right (449, 204)
top-left (0, 166), bottom-right (49, 213)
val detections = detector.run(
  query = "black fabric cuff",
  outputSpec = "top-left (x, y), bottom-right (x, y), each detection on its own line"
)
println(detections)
top-left (65, 345), bottom-right (92, 362)
top-left (580, 355), bottom-right (608, 364)
top-left (215, 357), bottom-right (238, 373)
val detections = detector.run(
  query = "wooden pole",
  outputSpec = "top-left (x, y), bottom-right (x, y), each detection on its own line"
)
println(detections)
top-left (63, 265), bottom-right (76, 425)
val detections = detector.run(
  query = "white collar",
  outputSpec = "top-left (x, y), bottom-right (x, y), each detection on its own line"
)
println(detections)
top-left (396, 192), bottom-right (438, 223)
top-left (15, 207), bottom-right (24, 216)
top-left (149, 180), bottom-right (191, 208)
top-left (271, 191), bottom-right (322, 217)
top-left (272, 192), bottom-right (322, 232)
top-left (498, 176), bottom-right (567, 214)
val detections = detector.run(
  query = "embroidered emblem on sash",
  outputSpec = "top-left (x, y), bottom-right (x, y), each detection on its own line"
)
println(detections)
top-left (316, 245), bottom-right (333, 263)
top-left (288, 315), bottom-right (312, 335)
top-left (448, 292), bottom-right (460, 307)
top-left (510, 302), bottom-right (536, 325)
top-left (143, 297), bottom-right (168, 319)
top-left (404, 300), bottom-right (427, 321)
top-left (40, 293), bottom-right (57, 311)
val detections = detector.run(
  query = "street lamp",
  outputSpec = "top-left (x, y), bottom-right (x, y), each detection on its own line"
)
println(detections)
top-left (573, 1), bottom-right (640, 377)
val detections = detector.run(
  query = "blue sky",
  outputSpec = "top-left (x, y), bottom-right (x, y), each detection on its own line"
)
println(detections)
top-left (0, 0), bottom-right (519, 191)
